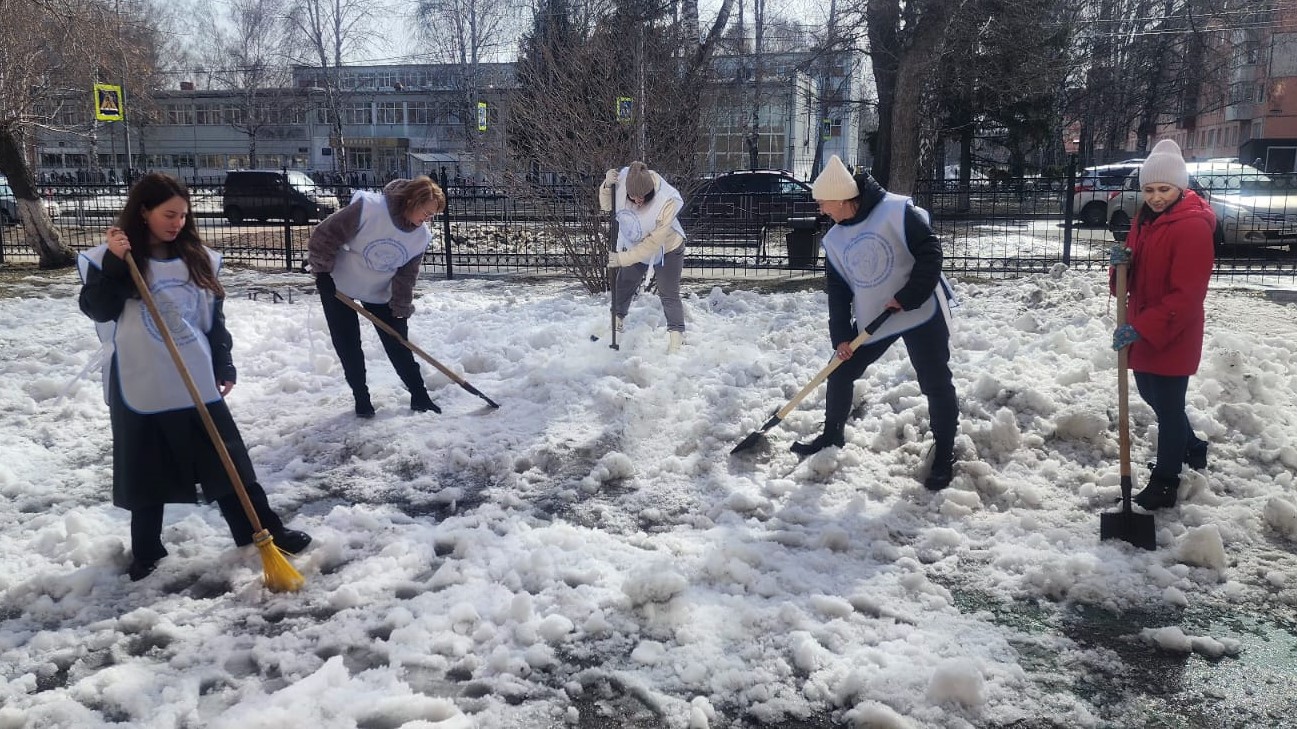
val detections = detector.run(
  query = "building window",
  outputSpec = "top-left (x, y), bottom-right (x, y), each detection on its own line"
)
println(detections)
top-left (224, 105), bottom-right (244, 125)
top-left (376, 101), bottom-right (403, 125)
top-left (408, 101), bottom-right (431, 124)
top-left (346, 102), bottom-right (373, 125)
top-left (199, 154), bottom-right (224, 169)
top-left (166, 104), bottom-right (194, 125)
top-left (348, 148), bottom-right (372, 170)
top-left (55, 104), bottom-right (85, 126)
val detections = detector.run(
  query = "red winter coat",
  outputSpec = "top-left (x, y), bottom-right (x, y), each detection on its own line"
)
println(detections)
top-left (1119, 190), bottom-right (1216, 376)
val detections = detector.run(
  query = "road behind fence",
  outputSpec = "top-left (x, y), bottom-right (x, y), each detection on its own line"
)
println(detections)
top-left (3, 176), bottom-right (1295, 286)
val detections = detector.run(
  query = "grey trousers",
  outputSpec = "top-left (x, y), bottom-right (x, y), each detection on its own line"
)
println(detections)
top-left (613, 244), bottom-right (686, 332)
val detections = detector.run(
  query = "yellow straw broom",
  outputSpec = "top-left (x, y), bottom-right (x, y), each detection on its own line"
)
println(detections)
top-left (125, 254), bottom-right (305, 592)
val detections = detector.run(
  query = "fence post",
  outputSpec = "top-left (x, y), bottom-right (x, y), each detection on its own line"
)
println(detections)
top-left (440, 167), bottom-right (454, 280)
top-left (1062, 154), bottom-right (1077, 266)
top-left (282, 166), bottom-right (293, 271)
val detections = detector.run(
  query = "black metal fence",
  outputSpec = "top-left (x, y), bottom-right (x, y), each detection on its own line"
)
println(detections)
top-left (3, 172), bottom-right (1295, 284)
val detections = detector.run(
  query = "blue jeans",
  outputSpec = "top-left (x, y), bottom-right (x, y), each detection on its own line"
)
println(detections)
top-left (1133, 371), bottom-right (1205, 479)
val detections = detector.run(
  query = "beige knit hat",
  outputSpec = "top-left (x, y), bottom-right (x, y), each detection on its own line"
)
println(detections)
top-left (625, 161), bottom-right (655, 199)
top-left (811, 155), bottom-right (859, 200)
top-left (1139, 139), bottom-right (1189, 190)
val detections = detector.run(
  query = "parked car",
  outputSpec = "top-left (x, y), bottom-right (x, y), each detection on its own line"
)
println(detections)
top-left (678, 169), bottom-right (822, 237)
top-left (1106, 161), bottom-right (1297, 251)
top-left (0, 176), bottom-right (62, 225)
top-left (1064, 160), bottom-right (1144, 226)
top-left (222, 170), bottom-right (339, 224)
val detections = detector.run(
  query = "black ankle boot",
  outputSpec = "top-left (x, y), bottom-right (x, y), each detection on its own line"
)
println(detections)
top-left (791, 426), bottom-right (845, 456)
top-left (1134, 474), bottom-right (1180, 510)
top-left (353, 389), bottom-right (375, 418)
top-left (409, 390), bottom-right (440, 413)
top-left (924, 455), bottom-right (957, 491)
top-left (271, 529), bottom-right (313, 555)
top-left (128, 556), bottom-right (162, 581)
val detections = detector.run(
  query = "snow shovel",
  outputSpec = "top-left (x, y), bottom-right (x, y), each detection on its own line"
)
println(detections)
top-left (731, 309), bottom-right (893, 454)
top-left (334, 292), bottom-right (500, 409)
top-left (1099, 263), bottom-right (1156, 550)
top-left (124, 254), bottom-right (305, 592)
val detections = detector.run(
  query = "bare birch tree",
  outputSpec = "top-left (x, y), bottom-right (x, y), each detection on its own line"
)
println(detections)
top-left (0, 0), bottom-right (162, 268)
top-left (191, 0), bottom-right (302, 167)
top-left (283, 0), bottom-right (386, 176)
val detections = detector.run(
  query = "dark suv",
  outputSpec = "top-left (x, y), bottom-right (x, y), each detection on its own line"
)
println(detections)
top-left (222, 170), bottom-right (339, 224)
top-left (679, 170), bottom-right (820, 238)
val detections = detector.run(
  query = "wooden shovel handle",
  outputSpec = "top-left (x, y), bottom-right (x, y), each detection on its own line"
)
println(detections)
top-left (1115, 263), bottom-right (1131, 480)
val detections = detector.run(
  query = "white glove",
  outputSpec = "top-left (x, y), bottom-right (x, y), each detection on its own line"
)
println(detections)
top-left (607, 252), bottom-right (622, 268)
top-left (603, 169), bottom-right (619, 188)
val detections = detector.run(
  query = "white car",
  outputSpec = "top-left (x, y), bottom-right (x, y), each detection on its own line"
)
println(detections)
top-left (0, 176), bottom-right (62, 224)
top-left (1106, 162), bottom-right (1297, 251)
top-left (1064, 160), bottom-right (1144, 227)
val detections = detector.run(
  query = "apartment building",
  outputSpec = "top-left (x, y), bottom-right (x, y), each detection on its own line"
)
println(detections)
top-left (1159, 2), bottom-right (1297, 171)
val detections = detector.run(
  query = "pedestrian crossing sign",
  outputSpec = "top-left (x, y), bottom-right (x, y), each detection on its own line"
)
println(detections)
top-left (94, 83), bottom-right (124, 122)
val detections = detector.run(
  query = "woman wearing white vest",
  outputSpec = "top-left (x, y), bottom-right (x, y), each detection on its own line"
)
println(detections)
top-left (308, 176), bottom-right (446, 417)
top-left (78, 173), bottom-right (311, 581)
top-left (793, 156), bottom-right (961, 491)
top-left (600, 161), bottom-right (688, 353)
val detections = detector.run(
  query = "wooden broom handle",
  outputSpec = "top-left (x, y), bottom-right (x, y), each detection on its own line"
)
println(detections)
top-left (124, 253), bottom-right (264, 533)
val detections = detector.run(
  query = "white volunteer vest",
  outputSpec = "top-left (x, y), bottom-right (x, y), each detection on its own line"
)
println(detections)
top-left (77, 245), bottom-right (223, 413)
top-left (614, 168), bottom-right (685, 267)
top-left (331, 190), bottom-right (432, 303)
top-left (821, 192), bottom-right (944, 340)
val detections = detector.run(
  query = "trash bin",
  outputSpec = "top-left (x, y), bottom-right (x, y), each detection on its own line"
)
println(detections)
top-left (786, 216), bottom-right (820, 269)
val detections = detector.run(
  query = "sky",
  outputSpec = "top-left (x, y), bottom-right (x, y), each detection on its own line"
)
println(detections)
top-left (1, 263), bottom-right (1296, 727)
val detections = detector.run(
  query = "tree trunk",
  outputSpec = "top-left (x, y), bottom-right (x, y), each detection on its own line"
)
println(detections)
top-left (0, 126), bottom-right (75, 269)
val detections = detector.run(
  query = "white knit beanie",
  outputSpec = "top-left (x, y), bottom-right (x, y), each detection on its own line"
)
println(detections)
top-left (1139, 139), bottom-right (1189, 190)
top-left (811, 155), bottom-right (859, 200)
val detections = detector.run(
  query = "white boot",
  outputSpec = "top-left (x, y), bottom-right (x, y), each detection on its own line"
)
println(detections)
top-left (615, 316), bottom-right (624, 333)
top-left (667, 331), bottom-right (683, 354)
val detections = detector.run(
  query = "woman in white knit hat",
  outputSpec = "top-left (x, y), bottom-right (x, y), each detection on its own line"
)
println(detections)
top-left (795, 155), bottom-right (960, 491)
top-left (599, 161), bottom-right (688, 353)
top-left (1109, 138), bottom-right (1216, 509)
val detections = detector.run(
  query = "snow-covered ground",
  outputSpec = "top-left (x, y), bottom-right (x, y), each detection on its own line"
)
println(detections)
top-left (1, 265), bottom-right (1295, 728)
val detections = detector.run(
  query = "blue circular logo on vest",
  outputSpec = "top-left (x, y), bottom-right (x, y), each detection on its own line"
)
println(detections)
top-left (362, 238), bottom-right (408, 272)
top-left (143, 279), bottom-right (201, 346)
top-left (616, 209), bottom-right (646, 244)
top-left (842, 231), bottom-right (894, 289)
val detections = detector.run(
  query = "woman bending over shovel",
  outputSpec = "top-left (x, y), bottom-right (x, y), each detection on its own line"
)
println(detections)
top-left (78, 173), bottom-right (311, 581)
top-left (308, 176), bottom-right (446, 417)
top-left (1110, 139), bottom-right (1215, 510)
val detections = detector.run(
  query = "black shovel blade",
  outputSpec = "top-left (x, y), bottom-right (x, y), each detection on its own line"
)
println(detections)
top-left (731, 414), bottom-right (782, 454)
top-left (1100, 475), bottom-right (1156, 550)
top-left (1100, 509), bottom-right (1157, 550)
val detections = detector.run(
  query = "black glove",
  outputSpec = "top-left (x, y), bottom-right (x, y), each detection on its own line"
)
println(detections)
top-left (316, 272), bottom-right (337, 299)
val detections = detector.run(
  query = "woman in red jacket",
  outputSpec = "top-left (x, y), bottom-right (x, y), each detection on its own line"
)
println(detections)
top-left (1111, 139), bottom-right (1216, 509)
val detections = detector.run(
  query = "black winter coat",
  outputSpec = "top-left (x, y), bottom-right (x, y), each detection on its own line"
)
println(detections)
top-left (79, 251), bottom-right (257, 510)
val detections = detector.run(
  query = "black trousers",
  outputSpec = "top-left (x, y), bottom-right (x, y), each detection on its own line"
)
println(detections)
top-left (823, 313), bottom-right (959, 456)
top-left (320, 294), bottom-right (425, 395)
top-left (130, 483), bottom-right (285, 562)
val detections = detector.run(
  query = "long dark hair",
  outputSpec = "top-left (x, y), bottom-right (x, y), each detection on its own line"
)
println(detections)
top-left (116, 173), bottom-right (223, 296)
top-left (1133, 188), bottom-right (1186, 233)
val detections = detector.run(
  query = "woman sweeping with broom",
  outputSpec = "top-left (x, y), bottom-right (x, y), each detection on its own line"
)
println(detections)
top-left (78, 173), bottom-right (311, 583)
